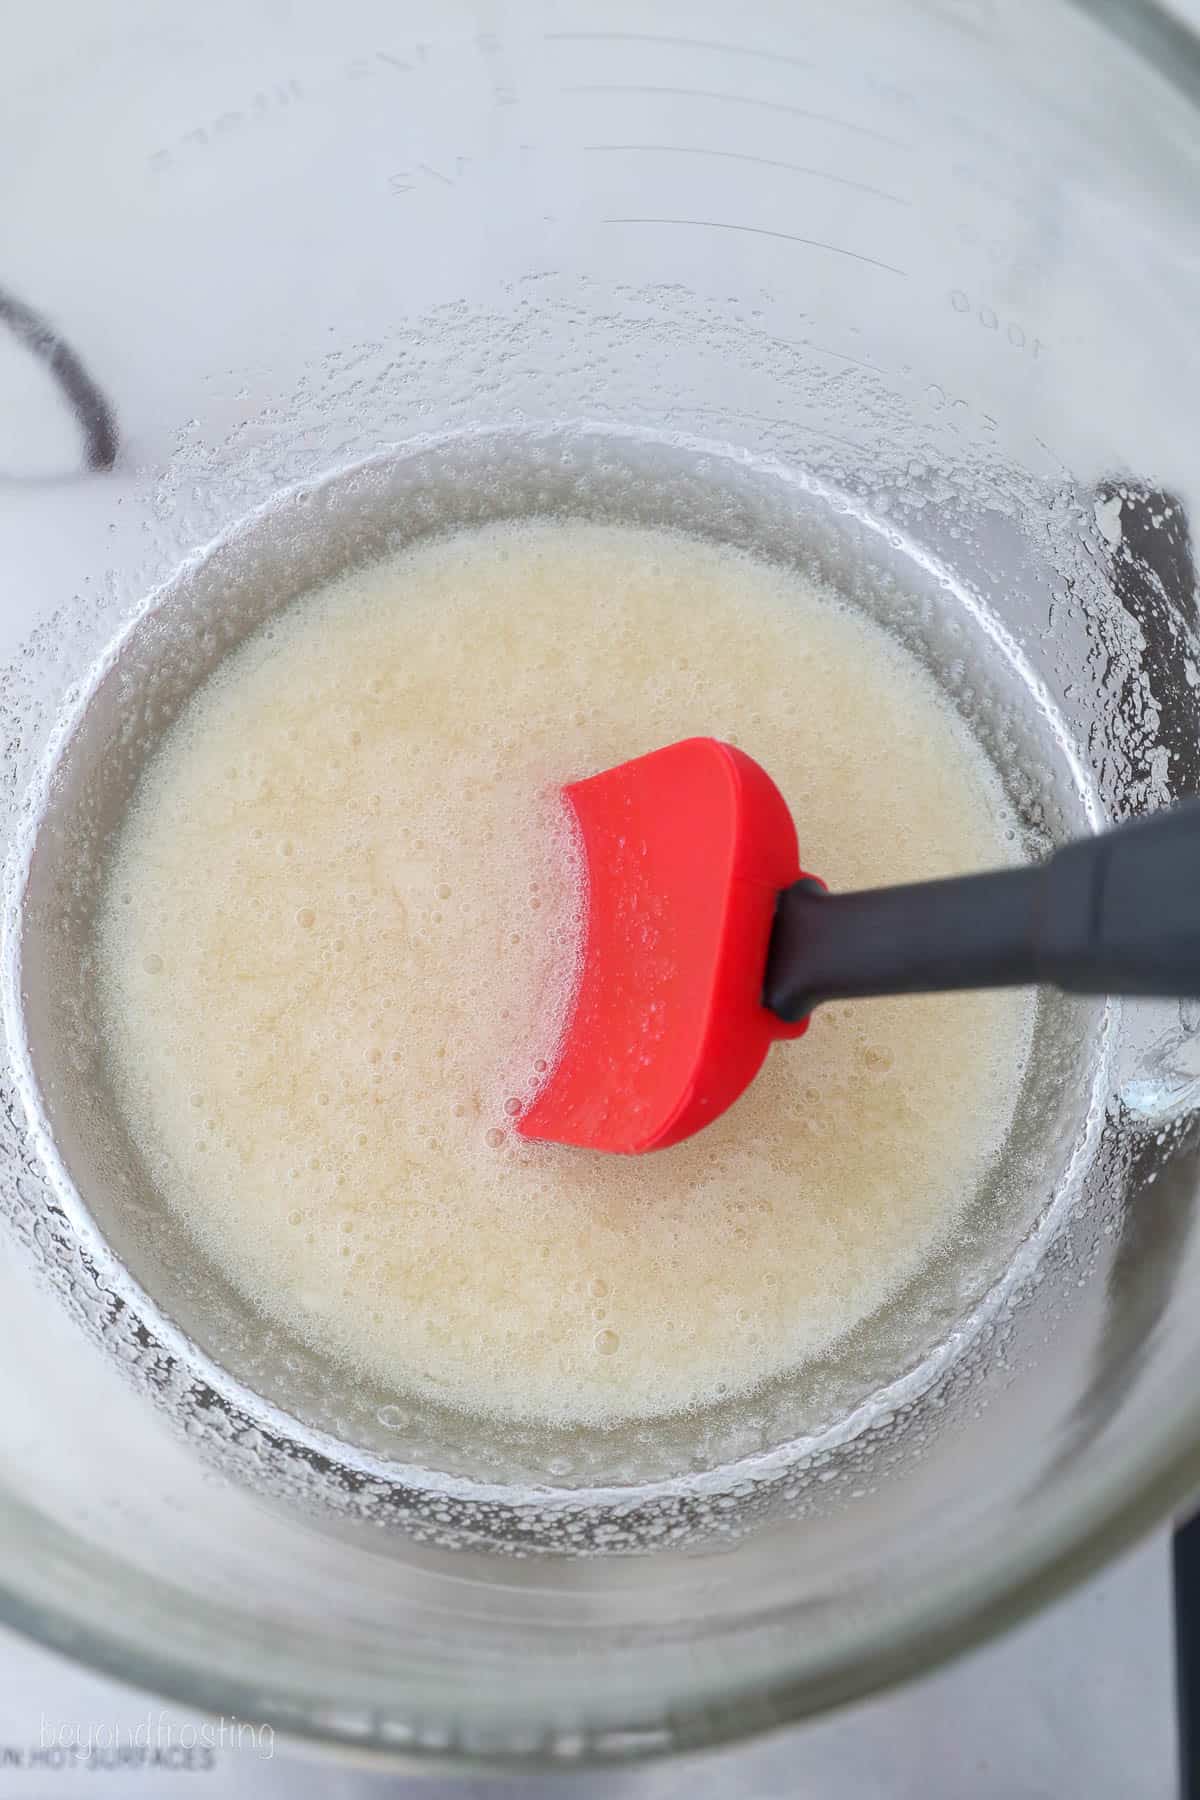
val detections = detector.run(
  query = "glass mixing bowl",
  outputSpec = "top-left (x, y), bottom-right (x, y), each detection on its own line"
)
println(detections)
top-left (4, 0), bottom-right (1200, 1770)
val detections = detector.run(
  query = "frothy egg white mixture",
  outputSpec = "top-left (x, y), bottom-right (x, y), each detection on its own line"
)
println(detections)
top-left (96, 521), bottom-right (1034, 1428)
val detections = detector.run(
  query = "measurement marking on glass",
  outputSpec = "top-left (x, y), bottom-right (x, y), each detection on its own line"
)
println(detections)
top-left (545, 31), bottom-right (812, 70)
top-left (1034, 435), bottom-right (1072, 477)
top-left (602, 218), bottom-right (907, 277)
top-left (564, 86), bottom-right (911, 150)
top-left (584, 145), bottom-right (909, 206)
top-left (687, 405), bottom-right (866, 455)
top-left (804, 344), bottom-right (880, 370)
top-left (389, 158), bottom-right (472, 195)
top-left (758, 330), bottom-right (889, 373)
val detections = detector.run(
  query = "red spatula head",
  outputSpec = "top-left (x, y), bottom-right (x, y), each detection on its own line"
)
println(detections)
top-left (518, 738), bottom-right (819, 1155)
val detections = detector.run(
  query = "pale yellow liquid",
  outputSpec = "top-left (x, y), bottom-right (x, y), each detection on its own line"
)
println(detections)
top-left (97, 522), bottom-right (1034, 1428)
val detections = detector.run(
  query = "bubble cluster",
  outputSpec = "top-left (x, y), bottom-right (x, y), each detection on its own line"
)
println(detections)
top-left (94, 520), bottom-right (1033, 1430)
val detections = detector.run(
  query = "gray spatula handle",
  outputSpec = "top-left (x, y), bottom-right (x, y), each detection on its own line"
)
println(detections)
top-left (764, 800), bottom-right (1200, 1023)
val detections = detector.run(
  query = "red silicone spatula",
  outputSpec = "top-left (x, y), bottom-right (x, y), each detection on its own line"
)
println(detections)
top-left (518, 736), bottom-right (1200, 1155)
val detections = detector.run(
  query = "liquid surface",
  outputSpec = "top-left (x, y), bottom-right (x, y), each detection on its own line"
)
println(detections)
top-left (97, 522), bottom-right (1033, 1428)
